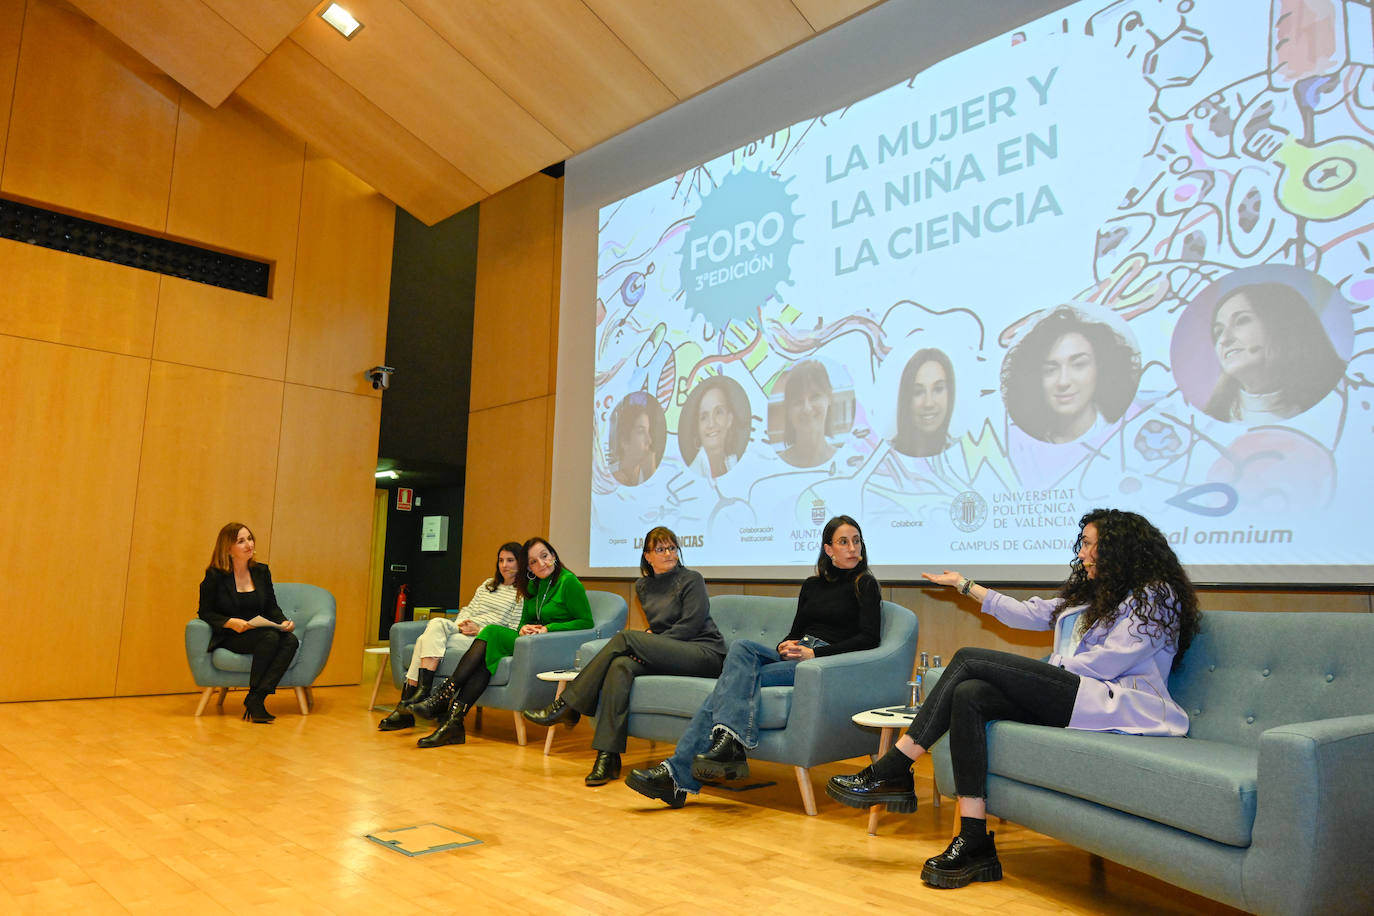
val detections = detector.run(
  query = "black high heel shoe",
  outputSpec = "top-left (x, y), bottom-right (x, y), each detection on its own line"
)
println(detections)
top-left (242, 693), bottom-right (273, 724)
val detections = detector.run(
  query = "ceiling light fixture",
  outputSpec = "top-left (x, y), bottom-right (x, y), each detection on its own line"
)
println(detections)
top-left (320, 3), bottom-right (363, 39)
top-left (375, 470), bottom-right (399, 479)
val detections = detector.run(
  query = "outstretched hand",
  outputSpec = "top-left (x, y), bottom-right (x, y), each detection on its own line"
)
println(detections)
top-left (922, 570), bottom-right (965, 589)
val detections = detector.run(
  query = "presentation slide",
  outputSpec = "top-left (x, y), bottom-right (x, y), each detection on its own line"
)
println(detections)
top-left (577, 0), bottom-right (1374, 584)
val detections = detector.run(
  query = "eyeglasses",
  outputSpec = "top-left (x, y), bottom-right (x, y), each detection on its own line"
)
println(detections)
top-left (652, 544), bottom-right (678, 555)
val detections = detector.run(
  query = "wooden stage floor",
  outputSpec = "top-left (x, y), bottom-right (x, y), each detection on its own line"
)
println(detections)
top-left (0, 666), bottom-right (1245, 914)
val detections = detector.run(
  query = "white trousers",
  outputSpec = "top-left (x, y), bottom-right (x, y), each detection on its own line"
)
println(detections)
top-left (405, 617), bottom-right (477, 681)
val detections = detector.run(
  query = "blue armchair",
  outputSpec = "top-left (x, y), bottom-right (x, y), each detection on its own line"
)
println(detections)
top-left (185, 582), bottom-right (337, 716)
top-left (387, 589), bottom-right (629, 745)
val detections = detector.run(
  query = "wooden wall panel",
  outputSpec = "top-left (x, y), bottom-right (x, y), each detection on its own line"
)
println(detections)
top-left (285, 151), bottom-right (394, 395)
top-left (0, 335), bottom-right (147, 701)
top-left (152, 279), bottom-right (292, 380)
top-left (470, 174), bottom-right (559, 411)
top-left (0, 238), bottom-right (159, 355)
top-left (164, 94), bottom-right (305, 297)
top-left (4, 0), bottom-right (179, 230)
top-left (0, 0), bottom-right (22, 169)
top-left (460, 398), bottom-right (553, 601)
top-left (116, 362), bottom-right (284, 696)
top-left (790, 0), bottom-right (883, 31)
top-left (269, 384), bottom-right (382, 685)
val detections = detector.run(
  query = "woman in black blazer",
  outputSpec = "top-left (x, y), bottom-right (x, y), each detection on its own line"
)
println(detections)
top-left (197, 522), bottom-right (299, 723)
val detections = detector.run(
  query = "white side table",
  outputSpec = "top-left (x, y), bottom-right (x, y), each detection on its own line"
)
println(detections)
top-left (535, 669), bottom-right (581, 755)
top-left (851, 706), bottom-right (934, 835)
top-left (365, 647), bottom-right (391, 710)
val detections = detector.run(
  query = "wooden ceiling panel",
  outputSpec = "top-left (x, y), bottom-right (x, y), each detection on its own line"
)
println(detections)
top-left (205, 0), bottom-right (318, 52)
top-left (788, 0), bottom-right (884, 33)
top-left (404, 0), bottom-right (678, 151)
top-left (67, 0), bottom-right (264, 106)
top-left (583, 0), bottom-right (816, 99)
top-left (288, 0), bottom-right (570, 193)
top-left (237, 39), bottom-right (486, 225)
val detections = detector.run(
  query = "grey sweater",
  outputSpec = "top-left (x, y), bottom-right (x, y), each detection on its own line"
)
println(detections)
top-left (634, 564), bottom-right (726, 653)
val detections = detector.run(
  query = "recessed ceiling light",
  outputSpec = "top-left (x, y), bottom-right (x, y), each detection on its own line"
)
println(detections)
top-left (374, 470), bottom-right (399, 479)
top-left (321, 3), bottom-right (363, 39)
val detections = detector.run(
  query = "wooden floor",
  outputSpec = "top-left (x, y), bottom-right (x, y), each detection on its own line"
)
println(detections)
top-left (0, 660), bottom-right (1246, 914)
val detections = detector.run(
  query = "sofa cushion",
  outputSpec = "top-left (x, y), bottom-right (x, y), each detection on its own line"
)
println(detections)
top-left (987, 722), bottom-right (1258, 847)
top-left (629, 675), bottom-right (794, 730)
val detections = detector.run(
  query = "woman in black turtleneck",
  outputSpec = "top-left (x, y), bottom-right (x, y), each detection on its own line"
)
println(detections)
top-left (521, 526), bottom-right (726, 786)
top-left (626, 514), bottom-right (882, 807)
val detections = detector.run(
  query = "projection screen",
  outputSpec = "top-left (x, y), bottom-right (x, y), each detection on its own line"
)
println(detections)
top-left (554, 0), bottom-right (1374, 585)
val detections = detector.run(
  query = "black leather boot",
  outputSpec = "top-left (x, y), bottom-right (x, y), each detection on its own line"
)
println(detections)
top-left (625, 763), bottom-right (686, 808)
top-left (409, 668), bottom-right (436, 706)
top-left (825, 765), bottom-right (918, 813)
top-left (417, 701), bottom-right (469, 748)
top-left (377, 706), bottom-right (415, 731)
top-left (691, 729), bottom-right (748, 783)
top-left (920, 831), bottom-right (1001, 888)
top-left (584, 751), bottom-right (621, 786)
top-left (522, 697), bottom-right (581, 728)
top-left (409, 675), bottom-right (457, 720)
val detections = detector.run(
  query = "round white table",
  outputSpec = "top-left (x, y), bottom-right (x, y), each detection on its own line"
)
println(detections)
top-left (850, 705), bottom-right (936, 835)
top-left (365, 647), bottom-right (391, 710)
top-left (535, 669), bottom-right (581, 754)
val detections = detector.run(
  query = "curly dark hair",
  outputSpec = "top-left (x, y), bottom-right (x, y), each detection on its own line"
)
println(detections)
top-left (1058, 509), bottom-right (1200, 668)
top-left (1001, 305), bottom-right (1141, 442)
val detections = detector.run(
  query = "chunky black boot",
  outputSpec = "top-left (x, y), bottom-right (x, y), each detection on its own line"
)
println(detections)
top-left (584, 751), bottom-right (621, 786)
top-left (625, 763), bottom-right (686, 808)
top-left (691, 729), bottom-right (749, 784)
top-left (522, 697), bottom-right (581, 728)
top-left (409, 675), bottom-right (457, 720)
top-left (377, 706), bottom-right (416, 731)
top-left (826, 765), bottom-right (918, 813)
top-left (417, 701), bottom-right (469, 748)
top-left (920, 831), bottom-right (1001, 888)
top-left (409, 668), bottom-right (436, 706)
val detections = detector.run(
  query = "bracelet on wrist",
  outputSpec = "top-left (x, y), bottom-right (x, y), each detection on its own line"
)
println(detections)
top-left (958, 576), bottom-right (975, 596)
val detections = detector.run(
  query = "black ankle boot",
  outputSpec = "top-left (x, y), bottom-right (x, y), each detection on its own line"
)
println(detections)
top-left (377, 706), bottom-right (416, 731)
top-left (242, 692), bottom-right (273, 724)
top-left (410, 675), bottom-right (457, 720)
top-left (585, 751), bottom-right (621, 786)
top-left (409, 668), bottom-right (436, 706)
top-left (691, 730), bottom-right (748, 784)
top-left (920, 831), bottom-right (1001, 888)
top-left (522, 697), bottom-right (581, 728)
top-left (417, 701), bottom-right (469, 748)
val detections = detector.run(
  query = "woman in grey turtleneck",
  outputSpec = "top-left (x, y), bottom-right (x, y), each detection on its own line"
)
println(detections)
top-left (521, 526), bottom-right (726, 786)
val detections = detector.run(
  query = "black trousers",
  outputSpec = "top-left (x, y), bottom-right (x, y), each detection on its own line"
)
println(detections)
top-left (905, 647), bottom-right (1078, 798)
top-left (219, 628), bottom-right (299, 696)
top-left (562, 631), bottom-right (725, 753)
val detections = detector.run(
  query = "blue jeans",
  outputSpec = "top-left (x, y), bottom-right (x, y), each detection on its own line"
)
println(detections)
top-left (664, 639), bottom-right (799, 792)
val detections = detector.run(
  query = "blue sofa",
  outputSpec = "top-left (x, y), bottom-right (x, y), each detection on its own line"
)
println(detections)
top-left (387, 590), bottom-right (629, 745)
top-left (579, 594), bottom-right (919, 814)
top-left (928, 610), bottom-right (1374, 915)
top-left (185, 581), bottom-right (337, 716)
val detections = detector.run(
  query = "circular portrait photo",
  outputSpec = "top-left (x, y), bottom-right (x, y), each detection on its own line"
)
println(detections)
top-left (1000, 304), bottom-right (1142, 444)
top-left (678, 374), bottom-right (751, 479)
top-left (892, 347), bottom-right (957, 458)
top-left (1172, 267), bottom-right (1351, 424)
top-left (767, 358), bottom-right (856, 468)
top-left (608, 391), bottom-right (667, 487)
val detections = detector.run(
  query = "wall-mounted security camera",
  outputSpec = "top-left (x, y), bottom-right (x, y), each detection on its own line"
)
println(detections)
top-left (366, 365), bottom-right (395, 390)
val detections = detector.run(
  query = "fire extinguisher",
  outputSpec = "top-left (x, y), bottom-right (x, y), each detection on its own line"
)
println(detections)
top-left (394, 584), bottom-right (409, 623)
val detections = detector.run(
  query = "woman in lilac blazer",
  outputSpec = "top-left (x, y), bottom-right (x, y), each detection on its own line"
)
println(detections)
top-left (827, 508), bottom-right (1199, 890)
